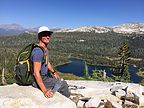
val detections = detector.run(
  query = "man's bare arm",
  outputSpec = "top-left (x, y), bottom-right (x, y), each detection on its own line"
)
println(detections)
top-left (33, 61), bottom-right (53, 97)
top-left (48, 62), bottom-right (60, 79)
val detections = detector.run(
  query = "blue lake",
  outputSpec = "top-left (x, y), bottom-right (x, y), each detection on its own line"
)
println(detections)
top-left (56, 58), bottom-right (143, 83)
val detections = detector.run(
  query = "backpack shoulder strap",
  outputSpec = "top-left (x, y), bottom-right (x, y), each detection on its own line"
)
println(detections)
top-left (31, 44), bottom-right (48, 64)
top-left (31, 44), bottom-right (45, 54)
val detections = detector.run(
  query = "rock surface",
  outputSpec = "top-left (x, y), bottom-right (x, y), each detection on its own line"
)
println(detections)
top-left (1, 81), bottom-right (144, 108)
top-left (67, 80), bottom-right (144, 108)
top-left (0, 83), bottom-right (76, 108)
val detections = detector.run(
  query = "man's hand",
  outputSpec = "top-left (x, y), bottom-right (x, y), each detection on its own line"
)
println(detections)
top-left (44, 89), bottom-right (54, 98)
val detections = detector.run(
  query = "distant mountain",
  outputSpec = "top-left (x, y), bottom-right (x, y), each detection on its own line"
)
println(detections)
top-left (0, 23), bottom-right (26, 36)
top-left (0, 24), bottom-right (69, 36)
top-left (112, 23), bottom-right (144, 34)
top-left (0, 22), bottom-right (144, 36)
top-left (63, 26), bottom-right (112, 33)
top-left (56, 23), bottom-right (144, 34)
top-left (0, 23), bottom-right (25, 30)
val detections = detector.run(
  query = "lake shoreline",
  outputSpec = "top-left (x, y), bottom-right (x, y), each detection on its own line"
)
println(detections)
top-left (55, 57), bottom-right (144, 84)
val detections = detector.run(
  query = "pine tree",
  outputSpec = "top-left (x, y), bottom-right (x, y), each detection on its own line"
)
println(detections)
top-left (118, 41), bottom-right (130, 82)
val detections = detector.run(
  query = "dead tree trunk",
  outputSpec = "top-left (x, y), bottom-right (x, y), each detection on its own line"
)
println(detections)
top-left (2, 67), bottom-right (6, 85)
top-left (2, 56), bottom-right (7, 85)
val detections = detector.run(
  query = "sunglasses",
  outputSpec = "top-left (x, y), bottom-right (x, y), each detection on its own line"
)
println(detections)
top-left (41, 35), bottom-right (51, 38)
top-left (38, 31), bottom-right (53, 37)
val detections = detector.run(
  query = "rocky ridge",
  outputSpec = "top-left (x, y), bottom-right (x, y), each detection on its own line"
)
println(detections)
top-left (112, 23), bottom-right (144, 34)
top-left (57, 23), bottom-right (144, 34)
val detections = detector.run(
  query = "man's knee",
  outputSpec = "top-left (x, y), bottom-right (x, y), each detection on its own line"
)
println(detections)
top-left (62, 80), bottom-right (69, 88)
top-left (60, 80), bottom-right (70, 97)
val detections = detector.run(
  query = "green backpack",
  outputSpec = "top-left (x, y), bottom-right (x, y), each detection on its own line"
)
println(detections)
top-left (14, 43), bottom-right (46, 85)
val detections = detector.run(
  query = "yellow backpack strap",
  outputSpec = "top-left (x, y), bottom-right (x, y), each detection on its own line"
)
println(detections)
top-left (19, 59), bottom-right (30, 72)
top-left (45, 52), bottom-right (48, 65)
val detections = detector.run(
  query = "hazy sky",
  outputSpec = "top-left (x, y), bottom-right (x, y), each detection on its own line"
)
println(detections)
top-left (0, 0), bottom-right (144, 28)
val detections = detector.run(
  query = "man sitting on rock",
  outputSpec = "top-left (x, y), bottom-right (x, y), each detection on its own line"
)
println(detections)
top-left (31, 26), bottom-right (70, 98)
